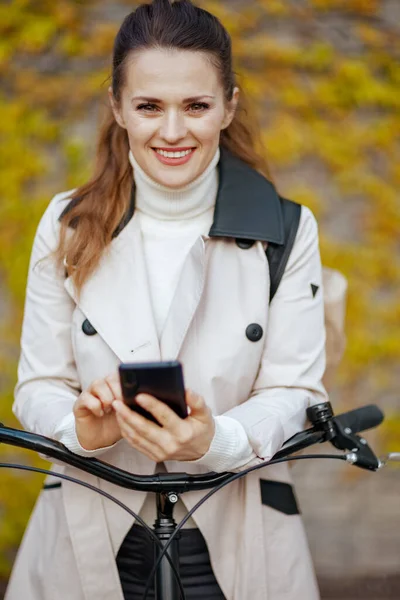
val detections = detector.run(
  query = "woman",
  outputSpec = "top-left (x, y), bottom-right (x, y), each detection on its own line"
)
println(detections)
top-left (5, 1), bottom-right (327, 598)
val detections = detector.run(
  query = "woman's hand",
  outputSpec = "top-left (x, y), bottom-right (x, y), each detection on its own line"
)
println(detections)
top-left (112, 390), bottom-right (215, 462)
top-left (73, 373), bottom-right (123, 451)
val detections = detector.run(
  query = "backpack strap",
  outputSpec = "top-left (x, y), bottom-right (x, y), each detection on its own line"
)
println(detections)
top-left (266, 197), bottom-right (301, 303)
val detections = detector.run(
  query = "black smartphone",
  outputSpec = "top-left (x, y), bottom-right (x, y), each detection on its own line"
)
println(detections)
top-left (118, 360), bottom-right (188, 423)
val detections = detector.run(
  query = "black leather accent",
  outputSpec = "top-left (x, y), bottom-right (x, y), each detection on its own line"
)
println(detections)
top-left (58, 183), bottom-right (136, 239)
top-left (266, 198), bottom-right (301, 303)
top-left (58, 195), bottom-right (82, 227)
top-left (43, 482), bottom-right (62, 490)
top-left (112, 184), bottom-right (136, 239)
top-left (209, 147), bottom-right (284, 244)
top-left (260, 479), bottom-right (300, 515)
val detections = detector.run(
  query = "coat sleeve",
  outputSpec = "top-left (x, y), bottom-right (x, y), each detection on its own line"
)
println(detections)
top-left (193, 206), bottom-right (328, 472)
top-left (13, 192), bottom-right (117, 458)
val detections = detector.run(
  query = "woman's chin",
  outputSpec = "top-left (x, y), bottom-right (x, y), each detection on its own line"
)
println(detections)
top-left (148, 164), bottom-right (201, 189)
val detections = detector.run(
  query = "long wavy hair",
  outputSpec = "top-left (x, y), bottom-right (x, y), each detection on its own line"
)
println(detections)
top-left (56, 0), bottom-right (272, 294)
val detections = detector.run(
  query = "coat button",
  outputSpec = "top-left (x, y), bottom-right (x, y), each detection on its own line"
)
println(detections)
top-left (246, 323), bottom-right (263, 342)
top-left (236, 239), bottom-right (255, 249)
top-left (82, 319), bottom-right (97, 336)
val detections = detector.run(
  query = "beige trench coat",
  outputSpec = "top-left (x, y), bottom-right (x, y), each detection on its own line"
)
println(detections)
top-left (6, 150), bottom-right (327, 600)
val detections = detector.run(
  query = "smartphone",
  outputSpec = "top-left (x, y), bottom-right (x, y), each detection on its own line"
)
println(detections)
top-left (118, 360), bottom-right (188, 423)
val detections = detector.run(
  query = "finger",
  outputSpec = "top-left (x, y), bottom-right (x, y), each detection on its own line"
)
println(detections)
top-left (105, 372), bottom-right (123, 402)
top-left (112, 399), bottom-right (146, 422)
top-left (113, 400), bottom-right (165, 441)
top-left (117, 416), bottom-right (164, 462)
top-left (89, 379), bottom-right (114, 402)
top-left (185, 390), bottom-right (208, 419)
top-left (114, 401), bottom-right (174, 453)
top-left (74, 392), bottom-right (105, 418)
top-left (103, 374), bottom-right (123, 412)
top-left (89, 379), bottom-right (115, 413)
top-left (135, 394), bottom-right (182, 431)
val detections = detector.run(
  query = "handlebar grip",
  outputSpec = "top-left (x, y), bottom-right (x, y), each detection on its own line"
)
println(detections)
top-left (334, 404), bottom-right (384, 434)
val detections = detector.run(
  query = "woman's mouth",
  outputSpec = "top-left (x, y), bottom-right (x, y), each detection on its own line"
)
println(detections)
top-left (152, 147), bottom-right (196, 166)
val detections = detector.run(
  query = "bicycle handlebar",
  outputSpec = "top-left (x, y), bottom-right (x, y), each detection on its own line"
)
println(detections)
top-left (334, 403), bottom-right (384, 433)
top-left (0, 425), bottom-right (233, 492)
top-left (0, 402), bottom-right (385, 492)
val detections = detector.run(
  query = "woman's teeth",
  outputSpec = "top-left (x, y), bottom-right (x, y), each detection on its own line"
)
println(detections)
top-left (155, 149), bottom-right (194, 158)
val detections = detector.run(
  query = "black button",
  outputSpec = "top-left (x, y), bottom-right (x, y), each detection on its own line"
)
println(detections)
top-left (236, 239), bottom-right (255, 249)
top-left (246, 323), bottom-right (263, 342)
top-left (82, 319), bottom-right (97, 336)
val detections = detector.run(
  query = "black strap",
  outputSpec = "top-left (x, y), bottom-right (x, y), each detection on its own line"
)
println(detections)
top-left (266, 197), bottom-right (301, 303)
top-left (43, 482), bottom-right (62, 490)
top-left (259, 479), bottom-right (300, 515)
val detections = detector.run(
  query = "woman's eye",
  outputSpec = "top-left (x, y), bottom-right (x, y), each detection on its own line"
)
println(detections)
top-left (188, 102), bottom-right (210, 112)
top-left (136, 103), bottom-right (159, 113)
top-left (135, 102), bottom-right (210, 114)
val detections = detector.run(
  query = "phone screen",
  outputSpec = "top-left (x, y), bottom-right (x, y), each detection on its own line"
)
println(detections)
top-left (118, 361), bottom-right (187, 423)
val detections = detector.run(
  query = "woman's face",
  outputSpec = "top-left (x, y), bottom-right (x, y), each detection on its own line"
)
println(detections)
top-left (109, 48), bottom-right (238, 188)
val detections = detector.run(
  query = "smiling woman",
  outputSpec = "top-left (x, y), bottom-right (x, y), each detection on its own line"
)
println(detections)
top-left (108, 48), bottom-right (238, 186)
top-left (6, 1), bottom-right (327, 599)
top-left (53, 0), bottom-right (270, 295)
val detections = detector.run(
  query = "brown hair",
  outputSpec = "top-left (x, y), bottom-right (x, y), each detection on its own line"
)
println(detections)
top-left (56, 0), bottom-right (271, 294)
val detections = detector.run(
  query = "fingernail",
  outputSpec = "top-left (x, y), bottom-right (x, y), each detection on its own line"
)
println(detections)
top-left (135, 394), bottom-right (146, 405)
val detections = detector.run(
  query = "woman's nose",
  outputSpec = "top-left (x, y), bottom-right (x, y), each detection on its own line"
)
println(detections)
top-left (159, 110), bottom-right (187, 143)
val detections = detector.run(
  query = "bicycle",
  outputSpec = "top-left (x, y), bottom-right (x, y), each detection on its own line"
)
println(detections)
top-left (1, 400), bottom-right (398, 600)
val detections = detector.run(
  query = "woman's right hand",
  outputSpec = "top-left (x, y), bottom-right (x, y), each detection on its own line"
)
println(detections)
top-left (73, 372), bottom-right (123, 451)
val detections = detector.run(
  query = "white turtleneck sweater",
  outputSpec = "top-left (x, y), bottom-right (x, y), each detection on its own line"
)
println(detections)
top-left (130, 148), bottom-right (219, 337)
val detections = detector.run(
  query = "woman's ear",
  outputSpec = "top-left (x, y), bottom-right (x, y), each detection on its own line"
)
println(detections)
top-left (221, 86), bottom-right (240, 130)
top-left (108, 86), bottom-right (126, 129)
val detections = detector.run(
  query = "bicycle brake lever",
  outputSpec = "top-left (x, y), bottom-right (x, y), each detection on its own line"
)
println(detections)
top-left (332, 419), bottom-right (380, 471)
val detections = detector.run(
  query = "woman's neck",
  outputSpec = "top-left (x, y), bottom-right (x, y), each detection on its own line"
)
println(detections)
top-left (129, 148), bottom-right (220, 221)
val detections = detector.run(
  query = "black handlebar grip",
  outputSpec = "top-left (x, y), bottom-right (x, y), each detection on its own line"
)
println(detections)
top-left (334, 404), bottom-right (384, 434)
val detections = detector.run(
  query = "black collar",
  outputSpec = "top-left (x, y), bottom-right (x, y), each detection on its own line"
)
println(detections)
top-left (209, 147), bottom-right (284, 244)
top-left (60, 147), bottom-right (284, 245)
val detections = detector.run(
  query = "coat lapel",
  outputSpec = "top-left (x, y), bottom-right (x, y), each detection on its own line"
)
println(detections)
top-left (160, 235), bottom-right (206, 360)
top-left (61, 147), bottom-right (285, 364)
top-left (64, 214), bottom-right (160, 363)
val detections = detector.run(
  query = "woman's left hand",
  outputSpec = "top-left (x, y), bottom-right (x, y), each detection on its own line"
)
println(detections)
top-left (112, 390), bottom-right (215, 462)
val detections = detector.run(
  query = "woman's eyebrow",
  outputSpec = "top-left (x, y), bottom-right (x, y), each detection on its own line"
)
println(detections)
top-left (131, 95), bottom-right (215, 103)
